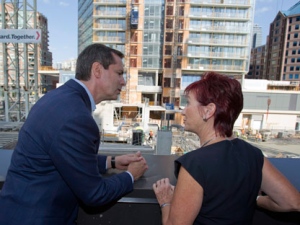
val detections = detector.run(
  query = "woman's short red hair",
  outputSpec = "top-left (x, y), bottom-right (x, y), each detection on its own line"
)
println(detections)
top-left (184, 72), bottom-right (243, 137)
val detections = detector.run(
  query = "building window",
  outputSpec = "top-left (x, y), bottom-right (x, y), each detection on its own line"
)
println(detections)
top-left (295, 74), bottom-right (299, 79)
top-left (296, 66), bottom-right (300, 71)
top-left (296, 24), bottom-right (300, 30)
top-left (143, 31), bottom-right (160, 42)
top-left (176, 59), bottom-right (182, 69)
top-left (165, 45), bottom-right (172, 55)
top-left (289, 74), bottom-right (293, 79)
top-left (297, 57), bottom-right (300, 62)
top-left (174, 97), bottom-right (180, 107)
top-left (143, 44), bottom-right (160, 55)
top-left (163, 97), bottom-right (170, 103)
top-left (294, 33), bottom-right (299, 38)
top-left (131, 33), bottom-right (138, 42)
top-left (292, 50), bottom-right (296, 55)
top-left (179, 20), bottom-right (184, 29)
top-left (130, 59), bottom-right (137, 67)
top-left (164, 58), bottom-right (171, 68)
top-left (164, 78), bottom-right (171, 88)
top-left (181, 75), bottom-right (200, 89)
top-left (290, 66), bottom-right (294, 71)
top-left (178, 33), bottom-right (183, 42)
top-left (283, 74), bottom-right (286, 80)
top-left (291, 58), bottom-right (295, 63)
top-left (166, 6), bottom-right (173, 15)
top-left (174, 78), bottom-right (180, 88)
top-left (165, 33), bottom-right (173, 42)
top-left (177, 46), bottom-right (182, 56)
top-left (293, 41), bottom-right (297, 46)
top-left (130, 46), bottom-right (137, 55)
top-left (166, 19), bottom-right (173, 29)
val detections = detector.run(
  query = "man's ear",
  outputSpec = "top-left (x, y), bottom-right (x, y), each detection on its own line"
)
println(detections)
top-left (91, 62), bottom-right (103, 79)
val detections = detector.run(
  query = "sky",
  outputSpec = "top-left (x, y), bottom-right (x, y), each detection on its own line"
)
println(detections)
top-left (37, 0), bottom-right (300, 65)
top-left (253, 0), bottom-right (300, 44)
top-left (38, 0), bottom-right (78, 65)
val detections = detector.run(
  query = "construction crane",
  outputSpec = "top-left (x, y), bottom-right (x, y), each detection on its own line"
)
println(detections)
top-left (0, 0), bottom-right (38, 122)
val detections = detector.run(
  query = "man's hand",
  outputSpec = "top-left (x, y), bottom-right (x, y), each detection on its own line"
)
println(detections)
top-left (127, 156), bottom-right (148, 181)
top-left (113, 151), bottom-right (143, 170)
top-left (109, 151), bottom-right (148, 181)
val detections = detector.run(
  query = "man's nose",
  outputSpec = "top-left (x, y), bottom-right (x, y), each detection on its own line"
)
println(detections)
top-left (121, 76), bottom-right (126, 86)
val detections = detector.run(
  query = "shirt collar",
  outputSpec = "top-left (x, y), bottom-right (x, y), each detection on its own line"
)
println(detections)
top-left (72, 78), bottom-right (96, 112)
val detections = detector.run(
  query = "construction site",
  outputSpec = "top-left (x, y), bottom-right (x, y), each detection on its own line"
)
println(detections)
top-left (1, 1), bottom-right (300, 155)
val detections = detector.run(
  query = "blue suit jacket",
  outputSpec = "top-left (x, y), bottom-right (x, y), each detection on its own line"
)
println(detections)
top-left (0, 79), bottom-right (133, 225)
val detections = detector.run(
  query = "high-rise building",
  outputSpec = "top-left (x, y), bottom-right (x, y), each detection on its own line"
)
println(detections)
top-left (246, 45), bottom-right (266, 79)
top-left (252, 24), bottom-right (262, 48)
top-left (247, 1), bottom-right (300, 82)
top-left (37, 14), bottom-right (52, 67)
top-left (78, 0), bottom-right (255, 109)
top-left (265, 1), bottom-right (300, 81)
top-left (56, 58), bottom-right (77, 71)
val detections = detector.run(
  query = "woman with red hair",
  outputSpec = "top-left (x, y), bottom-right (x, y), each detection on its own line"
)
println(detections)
top-left (153, 72), bottom-right (300, 225)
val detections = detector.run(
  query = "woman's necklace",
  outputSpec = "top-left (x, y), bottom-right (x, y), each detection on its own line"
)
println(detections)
top-left (201, 137), bottom-right (217, 148)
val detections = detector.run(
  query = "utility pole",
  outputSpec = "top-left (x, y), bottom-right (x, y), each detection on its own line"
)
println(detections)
top-left (1, 0), bottom-right (38, 122)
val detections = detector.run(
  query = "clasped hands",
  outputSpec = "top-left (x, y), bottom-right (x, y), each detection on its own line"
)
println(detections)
top-left (109, 151), bottom-right (148, 181)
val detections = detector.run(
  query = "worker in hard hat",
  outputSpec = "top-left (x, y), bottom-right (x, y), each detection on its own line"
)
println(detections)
top-left (148, 130), bottom-right (154, 142)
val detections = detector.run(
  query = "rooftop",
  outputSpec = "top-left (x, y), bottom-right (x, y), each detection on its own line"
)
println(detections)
top-left (282, 1), bottom-right (300, 17)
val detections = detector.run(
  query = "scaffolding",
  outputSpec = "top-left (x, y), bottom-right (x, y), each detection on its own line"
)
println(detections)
top-left (171, 0), bottom-right (179, 104)
top-left (124, 0), bottom-right (132, 104)
top-left (1, 0), bottom-right (38, 122)
top-left (124, 1), bottom-right (139, 104)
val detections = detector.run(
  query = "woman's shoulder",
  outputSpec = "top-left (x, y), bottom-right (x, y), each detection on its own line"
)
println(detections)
top-left (231, 138), bottom-right (261, 151)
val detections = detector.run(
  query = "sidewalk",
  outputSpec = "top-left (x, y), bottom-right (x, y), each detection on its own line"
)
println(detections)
top-left (246, 138), bottom-right (300, 158)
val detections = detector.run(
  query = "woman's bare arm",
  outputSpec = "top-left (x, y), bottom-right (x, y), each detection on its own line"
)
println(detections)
top-left (153, 167), bottom-right (203, 225)
top-left (258, 157), bottom-right (300, 212)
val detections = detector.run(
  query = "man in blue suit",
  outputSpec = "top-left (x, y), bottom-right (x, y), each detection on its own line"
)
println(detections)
top-left (0, 44), bottom-right (148, 225)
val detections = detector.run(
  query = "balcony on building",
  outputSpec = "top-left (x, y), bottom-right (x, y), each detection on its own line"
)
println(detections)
top-left (94, 6), bottom-right (127, 18)
top-left (93, 19), bottom-right (126, 31)
top-left (137, 72), bottom-right (162, 94)
top-left (93, 0), bottom-right (126, 6)
top-left (189, 0), bottom-right (252, 7)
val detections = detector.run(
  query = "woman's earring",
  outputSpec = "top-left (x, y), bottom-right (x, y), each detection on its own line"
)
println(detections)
top-left (203, 117), bottom-right (207, 122)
